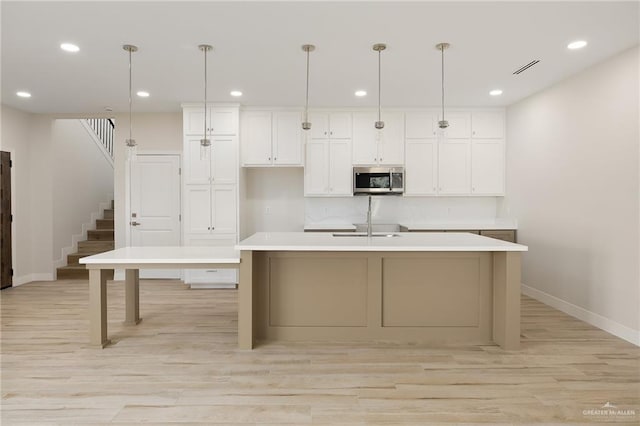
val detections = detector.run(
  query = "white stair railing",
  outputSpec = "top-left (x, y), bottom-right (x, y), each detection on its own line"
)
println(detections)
top-left (85, 118), bottom-right (115, 159)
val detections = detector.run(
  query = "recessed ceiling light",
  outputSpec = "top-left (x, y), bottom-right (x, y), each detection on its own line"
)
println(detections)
top-left (355, 90), bottom-right (367, 97)
top-left (489, 89), bottom-right (503, 96)
top-left (230, 90), bottom-right (243, 97)
top-left (60, 43), bottom-right (80, 53)
top-left (567, 40), bottom-right (587, 50)
top-left (16, 91), bottom-right (31, 98)
top-left (136, 91), bottom-right (150, 97)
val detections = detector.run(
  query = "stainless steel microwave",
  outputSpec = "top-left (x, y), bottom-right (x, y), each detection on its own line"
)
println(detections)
top-left (353, 167), bottom-right (404, 195)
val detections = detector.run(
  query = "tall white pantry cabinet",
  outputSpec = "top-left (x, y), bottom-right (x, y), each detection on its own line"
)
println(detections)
top-left (182, 104), bottom-right (239, 288)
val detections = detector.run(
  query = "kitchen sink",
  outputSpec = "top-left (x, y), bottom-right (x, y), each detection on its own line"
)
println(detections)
top-left (332, 232), bottom-right (401, 238)
top-left (353, 223), bottom-right (401, 233)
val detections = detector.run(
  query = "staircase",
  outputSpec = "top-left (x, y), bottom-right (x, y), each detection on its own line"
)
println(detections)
top-left (56, 202), bottom-right (115, 280)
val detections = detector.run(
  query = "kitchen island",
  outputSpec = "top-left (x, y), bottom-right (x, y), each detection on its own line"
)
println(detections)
top-left (236, 232), bottom-right (527, 350)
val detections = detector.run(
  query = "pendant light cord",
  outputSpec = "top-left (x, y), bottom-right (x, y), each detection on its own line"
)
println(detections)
top-left (203, 47), bottom-right (208, 138)
top-left (128, 48), bottom-right (132, 142)
top-left (305, 48), bottom-right (310, 123)
top-left (441, 45), bottom-right (445, 122)
top-left (377, 49), bottom-right (382, 123)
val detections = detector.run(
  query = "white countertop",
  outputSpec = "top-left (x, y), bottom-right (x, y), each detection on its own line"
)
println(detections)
top-left (303, 223), bottom-right (357, 231)
top-left (236, 232), bottom-right (528, 252)
top-left (399, 219), bottom-right (518, 231)
top-left (80, 246), bottom-right (240, 265)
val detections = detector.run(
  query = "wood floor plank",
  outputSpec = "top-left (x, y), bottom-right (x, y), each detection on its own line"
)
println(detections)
top-left (1, 279), bottom-right (638, 424)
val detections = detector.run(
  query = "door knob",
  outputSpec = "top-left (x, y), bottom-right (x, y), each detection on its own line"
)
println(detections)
top-left (130, 221), bottom-right (141, 226)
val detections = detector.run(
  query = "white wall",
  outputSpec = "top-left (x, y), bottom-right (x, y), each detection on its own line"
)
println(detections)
top-left (242, 168), bottom-right (305, 238)
top-left (51, 120), bottom-right (114, 266)
top-left (0, 105), bottom-right (34, 284)
top-left (113, 112), bottom-right (182, 250)
top-left (504, 46), bottom-right (640, 344)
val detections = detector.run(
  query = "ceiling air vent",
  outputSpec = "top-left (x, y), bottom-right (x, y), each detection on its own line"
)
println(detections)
top-left (513, 60), bottom-right (540, 75)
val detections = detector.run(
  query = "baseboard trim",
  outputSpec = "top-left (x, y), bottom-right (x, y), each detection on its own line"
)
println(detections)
top-left (522, 283), bottom-right (640, 347)
top-left (12, 273), bottom-right (55, 286)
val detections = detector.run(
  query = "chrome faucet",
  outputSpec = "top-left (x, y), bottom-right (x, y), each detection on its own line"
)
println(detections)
top-left (367, 195), bottom-right (372, 238)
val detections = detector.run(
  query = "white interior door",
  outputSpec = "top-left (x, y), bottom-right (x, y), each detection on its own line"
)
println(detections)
top-left (130, 154), bottom-right (181, 278)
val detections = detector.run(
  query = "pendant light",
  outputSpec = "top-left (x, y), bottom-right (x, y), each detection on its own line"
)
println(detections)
top-left (199, 44), bottom-right (213, 160)
top-left (372, 43), bottom-right (386, 129)
top-left (123, 44), bottom-right (138, 160)
top-left (301, 44), bottom-right (315, 130)
top-left (436, 42), bottom-right (450, 129)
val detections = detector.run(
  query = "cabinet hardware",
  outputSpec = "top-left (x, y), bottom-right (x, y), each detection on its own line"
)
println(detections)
top-left (274, 157), bottom-right (277, 161)
top-left (130, 221), bottom-right (140, 226)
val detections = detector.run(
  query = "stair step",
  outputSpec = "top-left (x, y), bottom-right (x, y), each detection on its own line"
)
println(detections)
top-left (96, 219), bottom-right (114, 230)
top-left (57, 265), bottom-right (114, 280)
top-left (88, 229), bottom-right (114, 241)
top-left (78, 240), bottom-right (114, 253)
top-left (103, 209), bottom-right (114, 220)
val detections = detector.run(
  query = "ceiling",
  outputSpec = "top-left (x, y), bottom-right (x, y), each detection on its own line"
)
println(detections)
top-left (2, 1), bottom-right (638, 114)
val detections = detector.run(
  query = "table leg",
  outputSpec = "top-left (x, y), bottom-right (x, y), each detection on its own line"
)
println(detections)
top-left (124, 269), bottom-right (141, 325)
top-left (238, 250), bottom-right (254, 349)
top-left (493, 252), bottom-right (521, 350)
top-left (89, 269), bottom-right (111, 348)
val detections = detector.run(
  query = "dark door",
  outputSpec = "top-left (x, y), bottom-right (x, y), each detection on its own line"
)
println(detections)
top-left (1, 151), bottom-right (12, 289)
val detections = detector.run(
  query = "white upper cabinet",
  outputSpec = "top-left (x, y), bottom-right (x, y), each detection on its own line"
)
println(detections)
top-left (304, 140), bottom-right (329, 195)
top-left (405, 111), bottom-right (439, 139)
top-left (184, 106), bottom-right (238, 136)
top-left (184, 137), bottom-right (236, 185)
top-left (304, 138), bottom-right (352, 196)
top-left (328, 140), bottom-right (352, 195)
top-left (405, 139), bottom-right (438, 195)
top-left (472, 111), bottom-right (504, 139)
top-left (240, 110), bottom-right (303, 166)
top-left (471, 141), bottom-right (505, 195)
top-left (272, 111), bottom-right (303, 165)
top-left (439, 112), bottom-right (471, 139)
top-left (438, 139), bottom-right (471, 194)
top-left (309, 112), bottom-right (351, 139)
top-left (353, 111), bottom-right (404, 165)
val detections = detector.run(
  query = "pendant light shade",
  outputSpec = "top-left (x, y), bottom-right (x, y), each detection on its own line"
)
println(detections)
top-left (301, 44), bottom-right (315, 130)
top-left (372, 43), bottom-right (386, 129)
top-left (436, 42), bottom-right (450, 129)
top-left (199, 44), bottom-right (213, 160)
top-left (123, 44), bottom-right (138, 160)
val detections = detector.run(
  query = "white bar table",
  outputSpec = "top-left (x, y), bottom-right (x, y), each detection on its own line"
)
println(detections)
top-left (80, 246), bottom-right (240, 348)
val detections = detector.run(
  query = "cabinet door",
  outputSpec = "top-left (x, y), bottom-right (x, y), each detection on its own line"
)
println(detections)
top-left (241, 111), bottom-right (272, 166)
top-left (184, 109), bottom-right (207, 136)
top-left (405, 140), bottom-right (438, 195)
top-left (184, 138), bottom-right (212, 184)
top-left (273, 111), bottom-right (303, 165)
top-left (184, 185), bottom-right (211, 233)
top-left (405, 111), bottom-right (439, 139)
top-left (211, 185), bottom-right (237, 234)
top-left (440, 112), bottom-right (471, 139)
top-left (328, 112), bottom-right (352, 139)
top-left (328, 139), bottom-right (353, 196)
top-left (352, 112), bottom-right (379, 165)
top-left (304, 140), bottom-right (329, 195)
top-left (471, 141), bottom-right (504, 195)
top-left (378, 112), bottom-right (404, 165)
top-left (212, 137), bottom-right (237, 184)
top-left (438, 139), bottom-right (471, 194)
top-left (472, 111), bottom-right (504, 139)
top-left (309, 113), bottom-right (330, 139)
top-left (211, 107), bottom-right (238, 135)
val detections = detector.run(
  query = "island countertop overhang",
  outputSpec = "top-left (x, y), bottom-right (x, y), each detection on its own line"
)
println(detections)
top-left (236, 232), bottom-right (528, 252)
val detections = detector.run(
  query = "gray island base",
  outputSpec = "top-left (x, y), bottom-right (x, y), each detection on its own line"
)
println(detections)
top-left (237, 232), bottom-right (527, 351)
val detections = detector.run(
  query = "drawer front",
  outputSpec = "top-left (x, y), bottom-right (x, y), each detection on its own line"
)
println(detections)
top-left (480, 230), bottom-right (516, 243)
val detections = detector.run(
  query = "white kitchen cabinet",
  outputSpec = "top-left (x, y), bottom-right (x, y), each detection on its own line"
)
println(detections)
top-left (304, 139), bottom-right (352, 196)
top-left (472, 111), bottom-right (504, 139)
top-left (241, 111), bottom-right (303, 166)
top-left (184, 184), bottom-right (237, 235)
top-left (405, 111), bottom-right (439, 139)
top-left (183, 106), bottom-right (238, 136)
top-left (184, 137), bottom-right (237, 185)
top-left (405, 139), bottom-right (438, 195)
top-left (439, 112), bottom-right (471, 139)
top-left (438, 139), bottom-right (471, 194)
top-left (309, 112), bottom-right (352, 139)
top-left (352, 112), bottom-right (404, 165)
top-left (471, 140), bottom-right (505, 195)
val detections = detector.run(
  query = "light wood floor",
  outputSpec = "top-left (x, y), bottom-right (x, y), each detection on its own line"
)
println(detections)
top-left (1, 279), bottom-right (638, 425)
